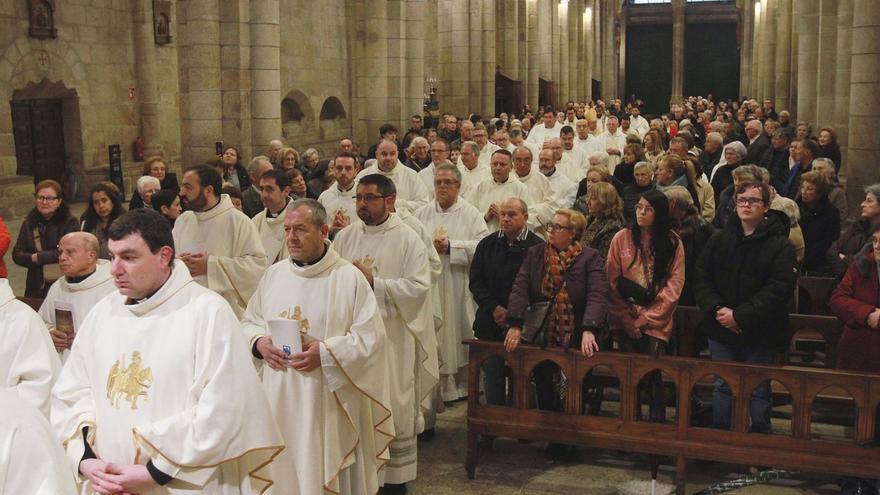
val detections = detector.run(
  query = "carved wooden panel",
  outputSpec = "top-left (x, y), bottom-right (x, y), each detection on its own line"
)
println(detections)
top-left (28, 0), bottom-right (57, 40)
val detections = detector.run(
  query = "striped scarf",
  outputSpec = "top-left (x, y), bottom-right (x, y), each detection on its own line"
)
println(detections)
top-left (542, 241), bottom-right (583, 348)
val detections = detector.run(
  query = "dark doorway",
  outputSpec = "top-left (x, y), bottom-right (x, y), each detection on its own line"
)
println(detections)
top-left (592, 79), bottom-right (601, 102)
top-left (684, 23), bottom-right (740, 102)
top-left (495, 72), bottom-right (522, 116)
top-left (539, 78), bottom-right (557, 109)
top-left (11, 98), bottom-right (68, 194)
top-left (625, 24), bottom-right (673, 115)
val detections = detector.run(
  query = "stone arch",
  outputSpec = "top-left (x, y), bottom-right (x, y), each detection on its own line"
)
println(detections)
top-left (319, 96), bottom-right (346, 120)
top-left (1, 37), bottom-right (89, 198)
top-left (280, 89), bottom-right (315, 141)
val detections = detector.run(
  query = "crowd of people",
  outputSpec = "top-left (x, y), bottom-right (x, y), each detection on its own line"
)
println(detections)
top-left (2, 93), bottom-right (879, 495)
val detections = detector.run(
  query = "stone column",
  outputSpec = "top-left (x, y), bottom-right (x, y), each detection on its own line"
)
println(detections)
top-left (405, 0), bottom-right (427, 122)
top-left (740, 0), bottom-right (754, 98)
top-left (527, 0), bottom-right (539, 109)
top-left (796, 0), bottom-right (819, 125)
top-left (568, 0), bottom-right (578, 103)
top-left (751, 0), bottom-right (761, 98)
top-left (670, 0), bottom-right (685, 105)
top-left (132, 1), bottom-right (161, 156)
top-left (761, 0), bottom-right (777, 102)
top-left (181, 0), bottom-right (222, 163)
top-left (845, 0), bottom-right (880, 210)
top-left (517, 0), bottom-right (529, 107)
top-left (603, 0), bottom-right (617, 100)
top-left (560, 1), bottom-right (569, 104)
top-left (816, 0), bottom-right (837, 129)
top-left (833, 0), bottom-right (853, 177)
top-left (481, 0), bottom-right (495, 115)
top-left (788, 0), bottom-right (799, 116)
top-left (219, 0), bottom-right (250, 156)
top-left (617, 3), bottom-right (626, 99)
top-left (583, 1), bottom-right (593, 101)
top-left (249, 0), bottom-right (280, 151)
top-left (774, 0), bottom-right (793, 111)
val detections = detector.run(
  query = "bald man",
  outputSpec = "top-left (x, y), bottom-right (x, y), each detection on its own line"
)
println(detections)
top-left (38, 232), bottom-right (115, 362)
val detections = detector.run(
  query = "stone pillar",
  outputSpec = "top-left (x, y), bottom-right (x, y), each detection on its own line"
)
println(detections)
top-left (788, 0), bottom-right (799, 116)
top-left (796, 0), bottom-right (819, 125)
top-left (834, 0), bottom-right (853, 177)
top-left (249, 0), bottom-right (281, 152)
top-left (517, 0), bottom-right (529, 108)
top-left (181, 0), bottom-right (222, 163)
top-left (617, 3), bottom-right (626, 99)
top-left (816, 0), bottom-right (838, 129)
top-left (132, 1), bottom-right (162, 157)
top-left (774, 0), bottom-right (793, 111)
top-left (845, 0), bottom-right (880, 210)
top-left (740, 0), bottom-right (754, 98)
top-left (405, 0), bottom-right (427, 122)
top-left (568, 0), bottom-right (578, 103)
top-left (751, 0), bottom-right (762, 98)
top-left (354, 0), bottom-right (390, 142)
top-left (219, 0), bottom-right (250, 156)
top-left (761, 0), bottom-right (777, 102)
top-left (603, 0), bottom-right (617, 100)
top-left (481, 0), bottom-right (495, 115)
top-left (670, 0), bottom-right (685, 105)
top-left (583, 1), bottom-right (593, 101)
top-left (527, 0), bottom-right (539, 109)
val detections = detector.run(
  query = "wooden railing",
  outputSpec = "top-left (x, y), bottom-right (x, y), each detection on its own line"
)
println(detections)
top-left (465, 339), bottom-right (880, 495)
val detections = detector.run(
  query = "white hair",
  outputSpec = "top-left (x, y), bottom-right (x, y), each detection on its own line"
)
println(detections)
top-left (136, 175), bottom-right (160, 193)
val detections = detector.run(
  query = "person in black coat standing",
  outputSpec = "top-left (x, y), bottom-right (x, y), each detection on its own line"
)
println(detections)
top-left (694, 180), bottom-right (797, 433)
top-left (744, 119), bottom-right (771, 165)
top-left (761, 129), bottom-right (792, 193)
top-left (798, 171), bottom-right (841, 274)
top-left (469, 198), bottom-right (544, 406)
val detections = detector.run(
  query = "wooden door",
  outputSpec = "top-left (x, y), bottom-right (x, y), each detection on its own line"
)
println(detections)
top-left (11, 98), bottom-right (67, 195)
top-left (495, 73), bottom-right (522, 116)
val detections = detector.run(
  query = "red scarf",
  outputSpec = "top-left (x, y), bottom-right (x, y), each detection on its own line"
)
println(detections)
top-left (542, 241), bottom-right (583, 348)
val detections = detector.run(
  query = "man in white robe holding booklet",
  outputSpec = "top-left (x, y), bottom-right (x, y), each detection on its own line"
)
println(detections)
top-left (243, 198), bottom-right (394, 495)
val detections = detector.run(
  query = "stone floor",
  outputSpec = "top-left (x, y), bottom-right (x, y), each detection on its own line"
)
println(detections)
top-left (411, 401), bottom-right (845, 494)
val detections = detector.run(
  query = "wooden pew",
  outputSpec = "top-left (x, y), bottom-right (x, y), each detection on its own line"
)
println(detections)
top-left (797, 276), bottom-right (838, 315)
top-left (465, 340), bottom-right (880, 495)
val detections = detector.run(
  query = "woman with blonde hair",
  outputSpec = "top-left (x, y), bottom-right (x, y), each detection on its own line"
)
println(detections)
top-left (574, 182), bottom-right (626, 260)
top-left (278, 146), bottom-right (300, 172)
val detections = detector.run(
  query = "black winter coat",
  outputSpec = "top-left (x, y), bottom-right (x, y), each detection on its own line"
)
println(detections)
top-left (798, 196), bottom-right (841, 273)
top-left (694, 209), bottom-right (798, 352)
top-left (13, 203), bottom-right (79, 297)
top-left (760, 147), bottom-right (790, 193)
top-left (469, 231), bottom-right (545, 341)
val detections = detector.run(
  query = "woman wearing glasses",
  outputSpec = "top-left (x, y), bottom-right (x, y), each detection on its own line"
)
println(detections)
top-left (13, 180), bottom-right (78, 297)
top-left (504, 208), bottom-right (609, 460)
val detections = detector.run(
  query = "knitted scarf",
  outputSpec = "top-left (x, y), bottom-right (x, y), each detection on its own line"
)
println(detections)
top-left (542, 241), bottom-right (583, 348)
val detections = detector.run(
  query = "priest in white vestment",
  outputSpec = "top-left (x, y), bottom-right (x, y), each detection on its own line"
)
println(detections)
top-left (251, 169), bottom-right (296, 264)
top-left (473, 126), bottom-right (500, 168)
top-left (52, 209), bottom-right (283, 495)
top-left (559, 130), bottom-right (588, 180)
top-left (242, 199), bottom-right (394, 495)
top-left (526, 109), bottom-right (563, 146)
top-left (511, 129), bottom-right (540, 167)
top-left (173, 165), bottom-right (267, 318)
top-left (416, 140), bottom-right (451, 195)
top-left (415, 164), bottom-right (489, 402)
top-left (318, 151), bottom-right (361, 236)
top-left (456, 141), bottom-right (490, 199)
top-left (630, 107), bottom-right (650, 139)
top-left (39, 232), bottom-right (115, 363)
top-left (539, 149), bottom-right (579, 209)
top-left (546, 136), bottom-right (585, 183)
top-left (333, 175), bottom-right (439, 493)
top-left (599, 116), bottom-right (627, 174)
top-left (513, 146), bottom-right (559, 237)
top-left (0, 387), bottom-right (78, 494)
top-left (575, 119), bottom-right (604, 156)
top-left (356, 140), bottom-right (429, 214)
top-left (0, 278), bottom-right (60, 417)
top-left (465, 149), bottom-right (529, 231)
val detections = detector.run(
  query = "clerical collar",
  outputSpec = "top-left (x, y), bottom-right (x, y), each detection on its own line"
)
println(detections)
top-left (494, 177), bottom-right (511, 185)
top-left (66, 268), bottom-right (97, 284)
top-left (126, 270), bottom-right (173, 305)
top-left (202, 197), bottom-right (222, 213)
top-left (337, 182), bottom-right (355, 193)
top-left (292, 243), bottom-right (328, 267)
top-left (545, 168), bottom-right (557, 178)
top-left (267, 198), bottom-right (290, 218)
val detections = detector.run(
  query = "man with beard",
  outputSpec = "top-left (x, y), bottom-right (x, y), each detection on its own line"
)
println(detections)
top-left (318, 151), bottom-right (361, 236)
top-left (356, 139), bottom-right (429, 214)
top-left (333, 174), bottom-right (439, 495)
top-left (172, 164), bottom-right (267, 317)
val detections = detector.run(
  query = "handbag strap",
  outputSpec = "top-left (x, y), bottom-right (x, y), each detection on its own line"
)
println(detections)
top-left (32, 226), bottom-right (44, 252)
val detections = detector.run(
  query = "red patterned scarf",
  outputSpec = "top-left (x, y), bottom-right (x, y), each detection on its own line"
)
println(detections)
top-left (542, 241), bottom-right (583, 348)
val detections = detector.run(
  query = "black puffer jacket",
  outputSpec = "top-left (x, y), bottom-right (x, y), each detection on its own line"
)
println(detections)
top-left (12, 203), bottom-right (79, 297)
top-left (798, 196), bottom-right (840, 274)
top-left (694, 209), bottom-right (798, 352)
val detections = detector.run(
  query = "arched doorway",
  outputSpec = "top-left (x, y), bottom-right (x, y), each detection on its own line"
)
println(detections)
top-left (10, 78), bottom-right (82, 199)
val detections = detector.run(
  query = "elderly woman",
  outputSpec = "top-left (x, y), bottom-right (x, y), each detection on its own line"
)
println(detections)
top-left (505, 208), bottom-right (609, 459)
top-left (574, 182), bottom-right (626, 260)
top-left (829, 225), bottom-right (880, 495)
top-left (798, 171), bottom-right (841, 274)
top-left (655, 155), bottom-right (701, 212)
top-left (129, 157), bottom-right (178, 209)
top-left (80, 181), bottom-right (126, 259)
top-left (664, 186), bottom-right (714, 307)
top-left (817, 127), bottom-right (842, 172)
top-left (810, 157), bottom-right (847, 220)
top-left (829, 183), bottom-right (880, 277)
top-left (574, 163), bottom-right (615, 201)
top-left (132, 175), bottom-right (161, 210)
top-left (278, 147), bottom-right (300, 173)
top-left (621, 162), bottom-right (656, 222)
top-left (221, 146), bottom-right (250, 190)
top-left (13, 180), bottom-right (79, 297)
top-left (710, 141), bottom-right (747, 200)
top-left (614, 143), bottom-right (645, 188)
top-left (771, 196), bottom-right (806, 265)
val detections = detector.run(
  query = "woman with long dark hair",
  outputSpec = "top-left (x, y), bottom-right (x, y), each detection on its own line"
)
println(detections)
top-left (606, 189), bottom-right (685, 421)
top-left (80, 182), bottom-right (126, 259)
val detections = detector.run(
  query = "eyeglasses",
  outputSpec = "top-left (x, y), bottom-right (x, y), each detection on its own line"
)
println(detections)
top-left (355, 194), bottom-right (386, 202)
top-left (548, 223), bottom-right (572, 232)
top-left (735, 197), bottom-right (764, 207)
top-left (36, 195), bottom-right (59, 202)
